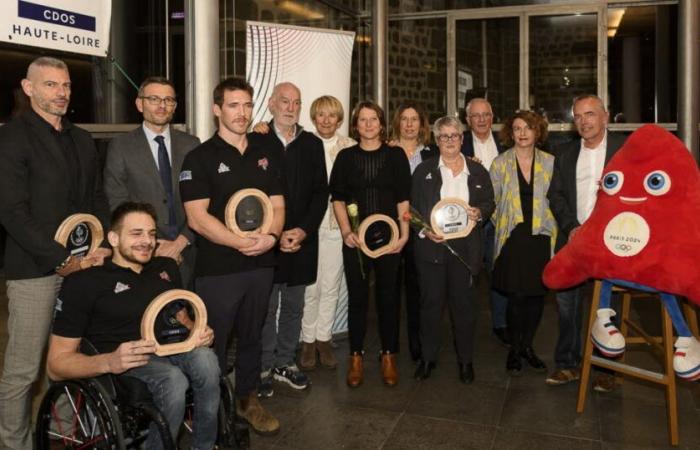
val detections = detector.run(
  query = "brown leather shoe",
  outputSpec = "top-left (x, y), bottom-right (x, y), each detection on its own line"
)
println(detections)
top-left (236, 393), bottom-right (280, 435)
top-left (381, 352), bottom-right (399, 387)
top-left (346, 352), bottom-right (363, 387)
top-left (316, 340), bottom-right (337, 369)
top-left (299, 341), bottom-right (317, 371)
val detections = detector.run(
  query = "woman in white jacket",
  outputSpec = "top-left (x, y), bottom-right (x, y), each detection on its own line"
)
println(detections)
top-left (299, 95), bottom-right (356, 370)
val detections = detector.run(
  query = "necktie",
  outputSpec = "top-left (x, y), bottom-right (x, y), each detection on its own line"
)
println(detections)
top-left (154, 135), bottom-right (177, 239)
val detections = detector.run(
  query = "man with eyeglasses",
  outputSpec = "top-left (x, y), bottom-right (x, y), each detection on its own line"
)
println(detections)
top-left (461, 98), bottom-right (509, 348)
top-left (104, 76), bottom-right (200, 286)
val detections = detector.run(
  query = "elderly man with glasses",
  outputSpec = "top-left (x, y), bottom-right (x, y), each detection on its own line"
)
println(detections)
top-left (458, 98), bottom-right (509, 348)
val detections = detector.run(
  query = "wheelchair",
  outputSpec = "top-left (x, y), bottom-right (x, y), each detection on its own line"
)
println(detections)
top-left (35, 340), bottom-right (250, 449)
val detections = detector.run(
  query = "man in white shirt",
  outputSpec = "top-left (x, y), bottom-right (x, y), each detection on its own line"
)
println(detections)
top-left (546, 94), bottom-right (626, 390)
top-left (462, 98), bottom-right (508, 346)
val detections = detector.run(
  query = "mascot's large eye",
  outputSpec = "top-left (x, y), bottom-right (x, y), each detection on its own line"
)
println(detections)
top-left (643, 170), bottom-right (671, 196)
top-left (601, 171), bottom-right (624, 195)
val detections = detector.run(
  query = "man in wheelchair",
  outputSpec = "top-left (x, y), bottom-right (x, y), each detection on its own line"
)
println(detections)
top-left (46, 202), bottom-right (221, 450)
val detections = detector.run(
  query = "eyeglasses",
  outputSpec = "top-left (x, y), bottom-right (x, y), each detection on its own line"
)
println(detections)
top-left (437, 133), bottom-right (462, 142)
top-left (140, 95), bottom-right (177, 107)
top-left (468, 112), bottom-right (493, 120)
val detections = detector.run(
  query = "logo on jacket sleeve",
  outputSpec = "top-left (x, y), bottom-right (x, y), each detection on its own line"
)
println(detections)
top-left (179, 170), bottom-right (192, 181)
top-left (425, 173), bottom-right (432, 180)
top-left (218, 162), bottom-right (230, 173)
top-left (114, 282), bottom-right (130, 294)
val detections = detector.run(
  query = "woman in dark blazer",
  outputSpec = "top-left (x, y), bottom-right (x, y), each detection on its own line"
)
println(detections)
top-left (329, 101), bottom-right (412, 388)
top-left (388, 102), bottom-right (436, 362)
top-left (411, 116), bottom-right (495, 384)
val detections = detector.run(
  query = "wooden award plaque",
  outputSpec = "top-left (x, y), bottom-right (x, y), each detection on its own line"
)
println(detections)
top-left (140, 289), bottom-right (208, 356)
top-left (430, 198), bottom-right (475, 240)
top-left (358, 214), bottom-right (399, 259)
top-left (224, 188), bottom-right (274, 237)
top-left (54, 213), bottom-right (104, 257)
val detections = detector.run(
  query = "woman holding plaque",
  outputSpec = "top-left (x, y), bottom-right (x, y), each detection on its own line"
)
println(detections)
top-left (329, 101), bottom-right (411, 387)
top-left (489, 110), bottom-right (557, 376)
top-left (299, 96), bottom-right (356, 371)
top-left (388, 103), bottom-right (435, 363)
top-left (411, 116), bottom-right (495, 383)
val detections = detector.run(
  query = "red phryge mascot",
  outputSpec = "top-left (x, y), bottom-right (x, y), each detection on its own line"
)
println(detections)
top-left (543, 124), bottom-right (700, 380)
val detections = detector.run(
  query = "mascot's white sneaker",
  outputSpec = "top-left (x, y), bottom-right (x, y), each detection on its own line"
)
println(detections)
top-left (673, 336), bottom-right (700, 381)
top-left (591, 308), bottom-right (626, 357)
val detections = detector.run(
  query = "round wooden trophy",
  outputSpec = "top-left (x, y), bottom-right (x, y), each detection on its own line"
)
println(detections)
top-left (224, 188), bottom-right (274, 237)
top-left (140, 289), bottom-right (208, 356)
top-left (430, 198), bottom-right (476, 240)
top-left (358, 214), bottom-right (399, 259)
top-left (54, 214), bottom-right (104, 257)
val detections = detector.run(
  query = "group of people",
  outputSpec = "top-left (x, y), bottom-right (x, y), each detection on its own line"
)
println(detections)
top-left (0, 55), bottom-right (624, 449)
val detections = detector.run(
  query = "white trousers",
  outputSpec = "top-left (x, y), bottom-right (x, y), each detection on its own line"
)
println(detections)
top-left (302, 226), bottom-right (347, 342)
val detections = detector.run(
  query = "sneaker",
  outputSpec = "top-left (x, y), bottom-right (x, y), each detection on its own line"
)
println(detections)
top-left (257, 369), bottom-right (274, 398)
top-left (236, 393), bottom-right (280, 436)
top-left (545, 368), bottom-right (581, 386)
top-left (591, 308), bottom-right (626, 357)
top-left (673, 336), bottom-right (700, 380)
top-left (592, 373), bottom-right (616, 392)
top-left (273, 364), bottom-right (310, 390)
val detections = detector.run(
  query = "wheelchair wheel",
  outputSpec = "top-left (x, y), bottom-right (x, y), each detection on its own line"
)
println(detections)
top-left (35, 379), bottom-right (125, 449)
top-left (181, 375), bottom-right (249, 449)
top-left (217, 375), bottom-right (249, 449)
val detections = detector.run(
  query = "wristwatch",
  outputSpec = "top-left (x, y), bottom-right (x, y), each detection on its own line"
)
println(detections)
top-left (55, 255), bottom-right (72, 272)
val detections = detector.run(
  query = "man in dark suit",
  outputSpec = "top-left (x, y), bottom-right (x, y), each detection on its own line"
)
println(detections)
top-left (454, 98), bottom-right (509, 346)
top-left (249, 82), bottom-right (328, 397)
top-left (104, 77), bottom-right (200, 286)
top-left (546, 94), bottom-right (626, 391)
top-left (0, 57), bottom-right (110, 449)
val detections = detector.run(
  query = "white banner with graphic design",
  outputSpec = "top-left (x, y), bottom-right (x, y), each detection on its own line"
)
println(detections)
top-left (0, 0), bottom-right (111, 57)
top-left (247, 21), bottom-right (355, 334)
top-left (246, 21), bottom-right (355, 136)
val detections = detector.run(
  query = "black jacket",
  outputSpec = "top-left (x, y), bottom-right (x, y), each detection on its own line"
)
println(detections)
top-left (249, 122), bottom-right (328, 286)
top-left (547, 132), bottom-right (627, 252)
top-left (411, 155), bottom-right (495, 274)
top-left (0, 110), bottom-right (109, 279)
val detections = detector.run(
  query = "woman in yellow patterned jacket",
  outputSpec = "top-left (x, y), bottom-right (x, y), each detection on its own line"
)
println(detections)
top-left (489, 110), bottom-right (557, 377)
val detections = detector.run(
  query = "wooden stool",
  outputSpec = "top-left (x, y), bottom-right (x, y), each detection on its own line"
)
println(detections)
top-left (576, 280), bottom-right (699, 446)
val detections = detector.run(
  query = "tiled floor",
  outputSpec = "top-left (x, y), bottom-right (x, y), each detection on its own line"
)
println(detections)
top-left (1, 274), bottom-right (700, 449)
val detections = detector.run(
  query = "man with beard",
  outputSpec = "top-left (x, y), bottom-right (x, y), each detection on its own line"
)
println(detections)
top-left (0, 56), bottom-right (110, 449)
top-left (105, 77), bottom-right (200, 286)
top-left (47, 202), bottom-right (220, 450)
top-left (180, 77), bottom-right (285, 435)
top-left (249, 82), bottom-right (327, 397)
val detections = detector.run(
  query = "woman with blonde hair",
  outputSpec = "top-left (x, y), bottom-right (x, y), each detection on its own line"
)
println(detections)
top-left (299, 95), bottom-right (355, 371)
top-left (489, 110), bottom-right (557, 376)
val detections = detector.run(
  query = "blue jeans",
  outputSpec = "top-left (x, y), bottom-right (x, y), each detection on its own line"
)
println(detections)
top-left (124, 347), bottom-right (220, 450)
top-left (484, 221), bottom-right (508, 329)
top-left (554, 286), bottom-right (584, 369)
